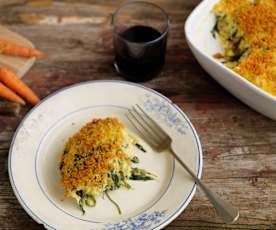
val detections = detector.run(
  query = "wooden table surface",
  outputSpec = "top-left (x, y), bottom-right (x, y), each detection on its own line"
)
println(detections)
top-left (0, 0), bottom-right (276, 229)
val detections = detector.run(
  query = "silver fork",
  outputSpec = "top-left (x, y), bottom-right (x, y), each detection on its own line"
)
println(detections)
top-left (126, 104), bottom-right (239, 224)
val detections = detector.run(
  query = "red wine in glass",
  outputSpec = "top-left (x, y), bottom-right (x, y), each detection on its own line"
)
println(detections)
top-left (112, 2), bottom-right (169, 82)
top-left (114, 25), bottom-right (167, 82)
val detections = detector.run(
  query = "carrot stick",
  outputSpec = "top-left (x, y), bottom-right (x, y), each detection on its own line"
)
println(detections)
top-left (0, 39), bottom-right (45, 58)
top-left (0, 68), bottom-right (40, 105)
top-left (0, 82), bottom-right (25, 105)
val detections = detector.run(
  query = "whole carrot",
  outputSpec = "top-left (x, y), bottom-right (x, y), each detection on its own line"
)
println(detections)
top-left (0, 67), bottom-right (40, 105)
top-left (0, 39), bottom-right (45, 58)
top-left (0, 82), bottom-right (25, 105)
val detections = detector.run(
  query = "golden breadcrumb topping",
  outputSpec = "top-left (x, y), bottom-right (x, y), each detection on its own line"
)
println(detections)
top-left (59, 117), bottom-right (155, 214)
top-left (212, 0), bottom-right (276, 95)
top-left (235, 48), bottom-right (276, 93)
top-left (235, 1), bottom-right (276, 48)
top-left (60, 118), bottom-right (131, 196)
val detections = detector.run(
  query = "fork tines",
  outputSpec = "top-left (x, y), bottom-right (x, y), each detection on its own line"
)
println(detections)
top-left (126, 104), bottom-right (170, 150)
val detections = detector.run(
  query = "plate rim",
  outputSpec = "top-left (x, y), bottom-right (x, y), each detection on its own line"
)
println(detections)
top-left (8, 80), bottom-right (203, 230)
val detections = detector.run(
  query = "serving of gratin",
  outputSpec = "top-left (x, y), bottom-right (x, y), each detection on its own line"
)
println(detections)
top-left (212, 0), bottom-right (276, 96)
top-left (59, 117), bottom-right (154, 214)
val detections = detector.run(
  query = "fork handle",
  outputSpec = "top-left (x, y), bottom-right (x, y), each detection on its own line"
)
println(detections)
top-left (170, 150), bottom-right (239, 224)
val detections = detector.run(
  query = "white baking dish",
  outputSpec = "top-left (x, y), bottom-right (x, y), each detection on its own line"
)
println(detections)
top-left (184, 0), bottom-right (276, 120)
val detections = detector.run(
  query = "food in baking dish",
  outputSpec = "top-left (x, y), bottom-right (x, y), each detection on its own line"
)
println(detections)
top-left (212, 0), bottom-right (276, 96)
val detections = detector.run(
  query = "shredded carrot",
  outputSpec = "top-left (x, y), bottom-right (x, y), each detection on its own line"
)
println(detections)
top-left (0, 39), bottom-right (45, 58)
top-left (0, 67), bottom-right (40, 105)
top-left (0, 82), bottom-right (25, 105)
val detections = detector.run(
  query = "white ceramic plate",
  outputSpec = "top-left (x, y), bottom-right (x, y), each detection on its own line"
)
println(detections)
top-left (185, 0), bottom-right (276, 120)
top-left (9, 80), bottom-right (202, 230)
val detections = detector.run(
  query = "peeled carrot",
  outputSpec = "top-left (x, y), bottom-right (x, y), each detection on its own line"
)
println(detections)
top-left (0, 68), bottom-right (40, 105)
top-left (0, 39), bottom-right (45, 58)
top-left (0, 82), bottom-right (25, 105)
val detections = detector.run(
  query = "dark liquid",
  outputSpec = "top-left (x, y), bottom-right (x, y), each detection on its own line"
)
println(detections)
top-left (114, 25), bottom-right (167, 82)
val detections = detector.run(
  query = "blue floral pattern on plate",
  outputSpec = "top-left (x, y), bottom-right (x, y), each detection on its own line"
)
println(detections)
top-left (104, 210), bottom-right (167, 230)
top-left (143, 94), bottom-right (188, 135)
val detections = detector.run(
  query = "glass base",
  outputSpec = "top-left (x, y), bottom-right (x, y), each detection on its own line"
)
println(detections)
top-left (113, 61), bottom-right (161, 82)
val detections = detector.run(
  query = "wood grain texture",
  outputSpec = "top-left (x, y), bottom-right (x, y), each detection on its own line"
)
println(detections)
top-left (0, 0), bottom-right (276, 229)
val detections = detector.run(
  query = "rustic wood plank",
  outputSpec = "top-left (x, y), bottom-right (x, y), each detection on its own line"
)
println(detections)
top-left (0, 0), bottom-right (275, 229)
